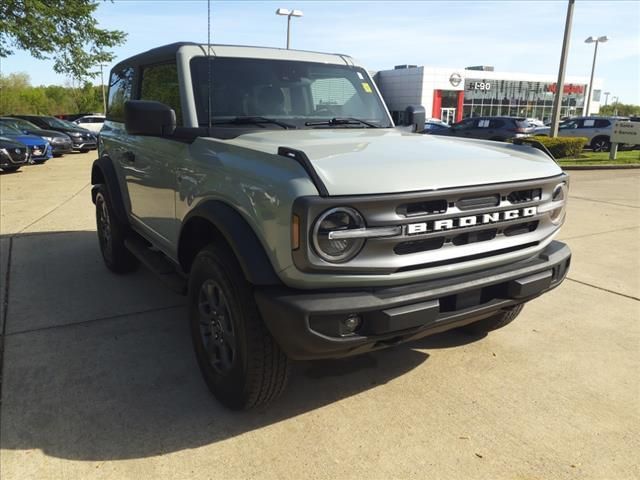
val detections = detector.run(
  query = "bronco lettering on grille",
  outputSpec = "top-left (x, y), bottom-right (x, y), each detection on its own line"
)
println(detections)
top-left (405, 206), bottom-right (537, 235)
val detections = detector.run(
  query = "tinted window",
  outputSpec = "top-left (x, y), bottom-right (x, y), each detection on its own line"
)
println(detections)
top-left (594, 119), bottom-right (610, 128)
top-left (489, 119), bottom-right (505, 128)
top-left (107, 66), bottom-right (134, 122)
top-left (140, 63), bottom-right (182, 125)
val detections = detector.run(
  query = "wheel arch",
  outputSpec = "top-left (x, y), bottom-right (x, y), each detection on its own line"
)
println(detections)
top-left (91, 155), bottom-right (129, 225)
top-left (178, 200), bottom-right (281, 286)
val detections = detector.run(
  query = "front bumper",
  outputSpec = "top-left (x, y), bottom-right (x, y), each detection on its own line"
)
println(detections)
top-left (255, 241), bottom-right (571, 360)
top-left (51, 139), bottom-right (73, 154)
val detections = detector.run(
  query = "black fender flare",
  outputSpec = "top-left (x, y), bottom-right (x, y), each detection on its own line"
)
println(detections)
top-left (90, 155), bottom-right (129, 225)
top-left (179, 200), bottom-right (282, 286)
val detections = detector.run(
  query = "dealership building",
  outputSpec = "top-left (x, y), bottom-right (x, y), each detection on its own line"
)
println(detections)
top-left (373, 65), bottom-right (603, 124)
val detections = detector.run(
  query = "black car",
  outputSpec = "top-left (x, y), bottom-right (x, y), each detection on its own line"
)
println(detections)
top-left (0, 137), bottom-right (29, 172)
top-left (430, 116), bottom-right (536, 142)
top-left (10, 115), bottom-right (97, 152)
top-left (0, 117), bottom-right (73, 157)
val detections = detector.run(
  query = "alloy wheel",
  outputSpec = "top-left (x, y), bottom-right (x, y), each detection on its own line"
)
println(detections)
top-left (198, 280), bottom-right (236, 374)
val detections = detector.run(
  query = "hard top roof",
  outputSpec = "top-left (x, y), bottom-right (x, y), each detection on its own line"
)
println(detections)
top-left (111, 42), bottom-right (356, 72)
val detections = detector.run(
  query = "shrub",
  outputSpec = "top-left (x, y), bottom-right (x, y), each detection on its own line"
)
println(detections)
top-left (517, 136), bottom-right (587, 158)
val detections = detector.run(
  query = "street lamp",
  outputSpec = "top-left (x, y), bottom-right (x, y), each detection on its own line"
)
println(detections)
top-left (276, 8), bottom-right (303, 49)
top-left (98, 64), bottom-right (107, 115)
top-left (584, 35), bottom-right (608, 116)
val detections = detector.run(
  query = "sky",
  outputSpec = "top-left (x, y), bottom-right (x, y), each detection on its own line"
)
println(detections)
top-left (2, 0), bottom-right (640, 103)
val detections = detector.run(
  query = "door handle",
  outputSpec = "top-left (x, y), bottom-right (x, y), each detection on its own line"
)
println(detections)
top-left (123, 151), bottom-right (135, 163)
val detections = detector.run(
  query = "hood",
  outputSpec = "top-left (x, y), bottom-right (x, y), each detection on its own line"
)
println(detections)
top-left (225, 129), bottom-right (563, 196)
top-left (7, 134), bottom-right (48, 146)
top-left (26, 128), bottom-right (69, 139)
top-left (0, 137), bottom-right (27, 149)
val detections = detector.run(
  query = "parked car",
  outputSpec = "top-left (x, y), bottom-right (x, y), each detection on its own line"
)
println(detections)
top-left (92, 42), bottom-right (571, 409)
top-left (534, 116), bottom-right (629, 152)
top-left (10, 115), bottom-right (97, 152)
top-left (422, 118), bottom-right (450, 134)
top-left (0, 117), bottom-right (73, 157)
top-left (74, 115), bottom-right (105, 133)
top-left (525, 118), bottom-right (545, 128)
top-left (0, 124), bottom-right (52, 163)
top-left (0, 137), bottom-right (30, 172)
top-left (430, 116), bottom-right (536, 142)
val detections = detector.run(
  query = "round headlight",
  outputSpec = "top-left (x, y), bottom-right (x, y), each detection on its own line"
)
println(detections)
top-left (549, 182), bottom-right (568, 225)
top-left (312, 207), bottom-right (365, 263)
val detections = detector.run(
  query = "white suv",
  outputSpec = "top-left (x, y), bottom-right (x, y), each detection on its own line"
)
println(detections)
top-left (534, 116), bottom-right (628, 152)
top-left (74, 115), bottom-right (105, 133)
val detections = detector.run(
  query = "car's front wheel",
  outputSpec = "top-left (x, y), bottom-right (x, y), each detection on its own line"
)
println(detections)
top-left (458, 304), bottom-right (524, 334)
top-left (1, 166), bottom-right (20, 173)
top-left (591, 136), bottom-right (611, 152)
top-left (94, 185), bottom-right (138, 273)
top-left (189, 243), bottom-right (290, 410)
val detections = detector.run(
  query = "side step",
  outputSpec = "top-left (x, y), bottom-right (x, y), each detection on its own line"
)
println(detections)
top-left (124, 236), bottom-right (187, 294)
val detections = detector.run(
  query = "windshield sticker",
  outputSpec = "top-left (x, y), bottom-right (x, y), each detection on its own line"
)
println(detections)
top-left (361, 82), bottom-right (373, 93)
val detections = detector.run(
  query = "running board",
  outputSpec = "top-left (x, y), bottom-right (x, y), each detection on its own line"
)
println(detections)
top-left (124, 236), bottom-right (187, 294)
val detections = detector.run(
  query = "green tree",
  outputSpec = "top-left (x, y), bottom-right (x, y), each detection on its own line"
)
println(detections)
top-left (0, 0), bottom-right (126, 80)
top-left (600, 103), bottom-right (640, 117)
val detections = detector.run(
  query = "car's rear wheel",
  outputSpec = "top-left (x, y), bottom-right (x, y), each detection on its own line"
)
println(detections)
top-left (189, 243), bottom-right (290, 410)
top-left (458, 304), bottom-right (524, 334)
top-left (95, 185), bottom-right (138, 273)
top-left (591, 136), bottom-right (610, 152)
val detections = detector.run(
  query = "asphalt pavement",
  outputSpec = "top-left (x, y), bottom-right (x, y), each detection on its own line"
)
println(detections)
top-left (0, 153), bottom-right (638, 479)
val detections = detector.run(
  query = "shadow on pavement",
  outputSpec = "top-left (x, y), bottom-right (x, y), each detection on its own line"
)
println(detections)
top-left (0, 230), bottom-right (482, 461)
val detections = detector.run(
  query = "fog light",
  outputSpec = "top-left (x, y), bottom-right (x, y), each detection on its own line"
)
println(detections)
top-left (340, 314), bottom-right (362, 335)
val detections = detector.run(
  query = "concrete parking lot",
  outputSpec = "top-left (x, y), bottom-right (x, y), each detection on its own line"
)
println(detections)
top-left (1, 153), bottom-right (638, 480)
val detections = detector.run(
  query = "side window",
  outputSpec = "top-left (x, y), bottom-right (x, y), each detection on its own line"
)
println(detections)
top-left (581, 119), bottom-right (595, 128)
top-left (107, 66), bottom-right (134, 122)
top-left (594, 119), bottom-right (610, 128)
top-left (489, 119), bottom-right (505, 129)
top-left (140, 63), bottom-right (182, 125)
top-left (476, 119), bottom-right (491, 128)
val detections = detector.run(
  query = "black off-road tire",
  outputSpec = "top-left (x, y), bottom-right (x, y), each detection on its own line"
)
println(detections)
top-left (188, 243), bottom-right (290, 410)
top-left (1, 166), bottom-right (20, 173)
top-left (94, 184), bottom-right (138, 274)
top-left (458, 304), bottom-right (524, 334)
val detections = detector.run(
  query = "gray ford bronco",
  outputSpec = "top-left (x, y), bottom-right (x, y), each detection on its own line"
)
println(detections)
top-left (92, 42), bottom-right (571, 409)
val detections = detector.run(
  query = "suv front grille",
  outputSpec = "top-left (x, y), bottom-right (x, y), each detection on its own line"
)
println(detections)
top-left (293, 175), bottom-right (567, 275)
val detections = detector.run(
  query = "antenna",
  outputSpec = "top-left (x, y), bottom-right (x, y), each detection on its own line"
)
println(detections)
top-left (207, 0), bottom-right (212, 134)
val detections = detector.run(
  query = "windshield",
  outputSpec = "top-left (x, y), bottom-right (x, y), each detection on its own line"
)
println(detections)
top-left (43, 116), bottom-right (72, 129)
top-left (0, 124), bottom-right (23, 136)
top-left (4, 118), bottom-right (38, 130)
top-left (190, 57), bottom-right (392, 129)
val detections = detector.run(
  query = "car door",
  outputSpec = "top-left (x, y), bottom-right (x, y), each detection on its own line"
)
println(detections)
top-left (448, 118), bottom-right (475, 137)
top-left (558, 119), bottom-right (580, 138)
top-left (472, 118), bottom-right (492, 140)
top-left (120, 61), bottom-right (186, 251)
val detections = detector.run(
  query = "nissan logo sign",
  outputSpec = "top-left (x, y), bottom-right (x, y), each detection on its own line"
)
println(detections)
top-left (449, 73), bottom-right (462, 87)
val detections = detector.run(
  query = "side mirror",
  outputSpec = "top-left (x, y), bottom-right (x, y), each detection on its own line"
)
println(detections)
top-left (124, 100), bottom-right (176, 136)
top-left (404, 105), bottom-right (426, 133)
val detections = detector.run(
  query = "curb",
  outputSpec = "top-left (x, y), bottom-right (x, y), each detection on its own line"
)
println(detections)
top-left (561, 164), bottom-right (640, 170)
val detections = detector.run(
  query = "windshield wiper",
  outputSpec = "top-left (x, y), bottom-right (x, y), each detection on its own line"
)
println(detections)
top-left (305, 117), bottom-right (379, 128)
top-left (210, 116), bottom-right (296, 130)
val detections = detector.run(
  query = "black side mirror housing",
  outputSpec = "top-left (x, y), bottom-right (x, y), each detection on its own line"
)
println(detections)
top-left (124, 100), bottom-right (176, 136)
top-left (404, 105), bottom-right (426, 132)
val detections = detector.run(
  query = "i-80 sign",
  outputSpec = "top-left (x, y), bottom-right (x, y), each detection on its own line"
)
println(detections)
top-left (611, 121), bottom-right (640, 145)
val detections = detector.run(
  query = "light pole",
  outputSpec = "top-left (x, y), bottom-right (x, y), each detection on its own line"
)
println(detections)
top-left (584, 35), bottom-right (608, 116)
top-left (603, 91), bottom-right (610, 106)
top-left (276, 8), bottom-right (303, 49)
top-left (550, 0), bottom-right (575, 138)
top-left (99, 64), bottom-right (107, 115)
